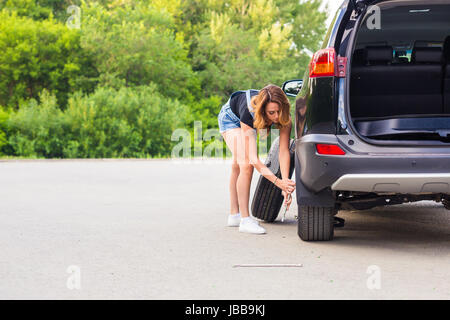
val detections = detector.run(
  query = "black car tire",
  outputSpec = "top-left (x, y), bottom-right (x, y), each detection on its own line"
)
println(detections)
top-left (297, 205), bottom-right (335, 241)
top-left (251, 137), bottom-right (295, 222)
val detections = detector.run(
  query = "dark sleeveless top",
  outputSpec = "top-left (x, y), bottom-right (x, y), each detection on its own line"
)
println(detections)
top-left (229, 90), bottom-right (259, 128)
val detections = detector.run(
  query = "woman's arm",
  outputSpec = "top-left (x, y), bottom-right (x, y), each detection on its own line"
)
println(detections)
top-left (279, 121), bottom-right (294, 208)
top-left (279, 120), bottom-right (292, 181)
top-left (240, 122), bottom-right (295, 194)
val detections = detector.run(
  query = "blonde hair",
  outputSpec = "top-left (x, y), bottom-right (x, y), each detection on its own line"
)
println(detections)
top-left (250, 84), bottom-right (291, 130)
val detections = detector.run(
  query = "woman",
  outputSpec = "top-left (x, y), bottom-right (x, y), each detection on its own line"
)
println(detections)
top-left (218, 84), bottom-right (296, 234)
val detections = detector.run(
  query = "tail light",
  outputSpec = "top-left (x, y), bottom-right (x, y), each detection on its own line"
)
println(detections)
top-left (309, 48), bottom-right (336, 78)
top-left (316, 144), bottom-right (346, 155)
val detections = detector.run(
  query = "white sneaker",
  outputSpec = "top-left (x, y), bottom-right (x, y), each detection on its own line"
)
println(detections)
top-left (239, 217), bottom-right (266, 234)
top-left (227, 213), bottom-right (241, 227)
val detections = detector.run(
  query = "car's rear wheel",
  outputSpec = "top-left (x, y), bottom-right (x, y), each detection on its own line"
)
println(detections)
top-left (251, 137), bottom-right (295, 222)
top-left (297, 206), bottom-right (335, 241)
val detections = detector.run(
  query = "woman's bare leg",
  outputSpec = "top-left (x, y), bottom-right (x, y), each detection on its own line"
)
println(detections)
top-left (222, 127), bottom-right (265, 233)
top-left (222, 128), bottom-right (254, 218)
top-left (236, 163), bottom-right (253, 218)
top-left (229, 162), bottom-right (240, 214)
top-left (222, 129), bottom-right (241, 215)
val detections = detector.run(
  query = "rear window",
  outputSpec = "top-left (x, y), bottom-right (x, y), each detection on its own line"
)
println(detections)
top-left (352, 1), bottom-right (449, 64)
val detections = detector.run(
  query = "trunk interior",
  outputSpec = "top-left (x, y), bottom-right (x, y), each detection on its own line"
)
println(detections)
top-left (349, 1), bottom-right (450, 143)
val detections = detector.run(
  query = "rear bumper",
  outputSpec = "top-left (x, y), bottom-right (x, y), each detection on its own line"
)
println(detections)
top-left (297, 134), bottom-right (450, 194)
top-left (332, 173), bottom-right (450, 194)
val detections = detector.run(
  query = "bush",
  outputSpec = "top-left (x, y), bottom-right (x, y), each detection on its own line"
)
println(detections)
top-left (6, 90), bottom-right (65, 157)
top-left (0, 106), bottom-right (12, 155)
top-left (6, 85), bottom-right (188, 158)
top-left (63, 85), bottom-right (188, 158)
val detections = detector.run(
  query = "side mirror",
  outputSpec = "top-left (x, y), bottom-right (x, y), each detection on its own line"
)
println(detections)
top-left (282, 79), bottom-right (303, 97)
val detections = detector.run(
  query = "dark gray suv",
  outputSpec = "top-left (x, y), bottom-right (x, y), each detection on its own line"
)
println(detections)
top-left (252, 0), bottom-right (450, 241)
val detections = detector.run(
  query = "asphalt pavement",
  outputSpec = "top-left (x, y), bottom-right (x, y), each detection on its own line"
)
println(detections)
top-left (0, 159), bottom-right (449, 299)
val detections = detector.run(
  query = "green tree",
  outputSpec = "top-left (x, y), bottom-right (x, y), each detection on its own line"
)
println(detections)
top-left (0, 0), bottom-right (79, 21)
top-left (0, 0), bottom-right (330, 159)
top-left (79, 1), bottom-right (199, 102)
top-left (0, 10), bottom-right (96, 108)
top-left (0, 0), bottom-right (53, 19)
top-left (188, 0), bottom-right (327, 98)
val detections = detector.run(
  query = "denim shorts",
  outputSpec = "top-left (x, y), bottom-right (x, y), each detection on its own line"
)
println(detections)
top-left (218, 102), bottom-right (241, 133)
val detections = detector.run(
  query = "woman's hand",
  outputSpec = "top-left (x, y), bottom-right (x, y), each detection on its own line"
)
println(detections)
top-left (275, 178), bottom-right (295, 194)
top-left (281, 191), bottom-right (293, 210)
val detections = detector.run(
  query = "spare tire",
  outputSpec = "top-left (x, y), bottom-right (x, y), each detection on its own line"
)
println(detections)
top-left (251, 137), bottom-right (295, 222)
